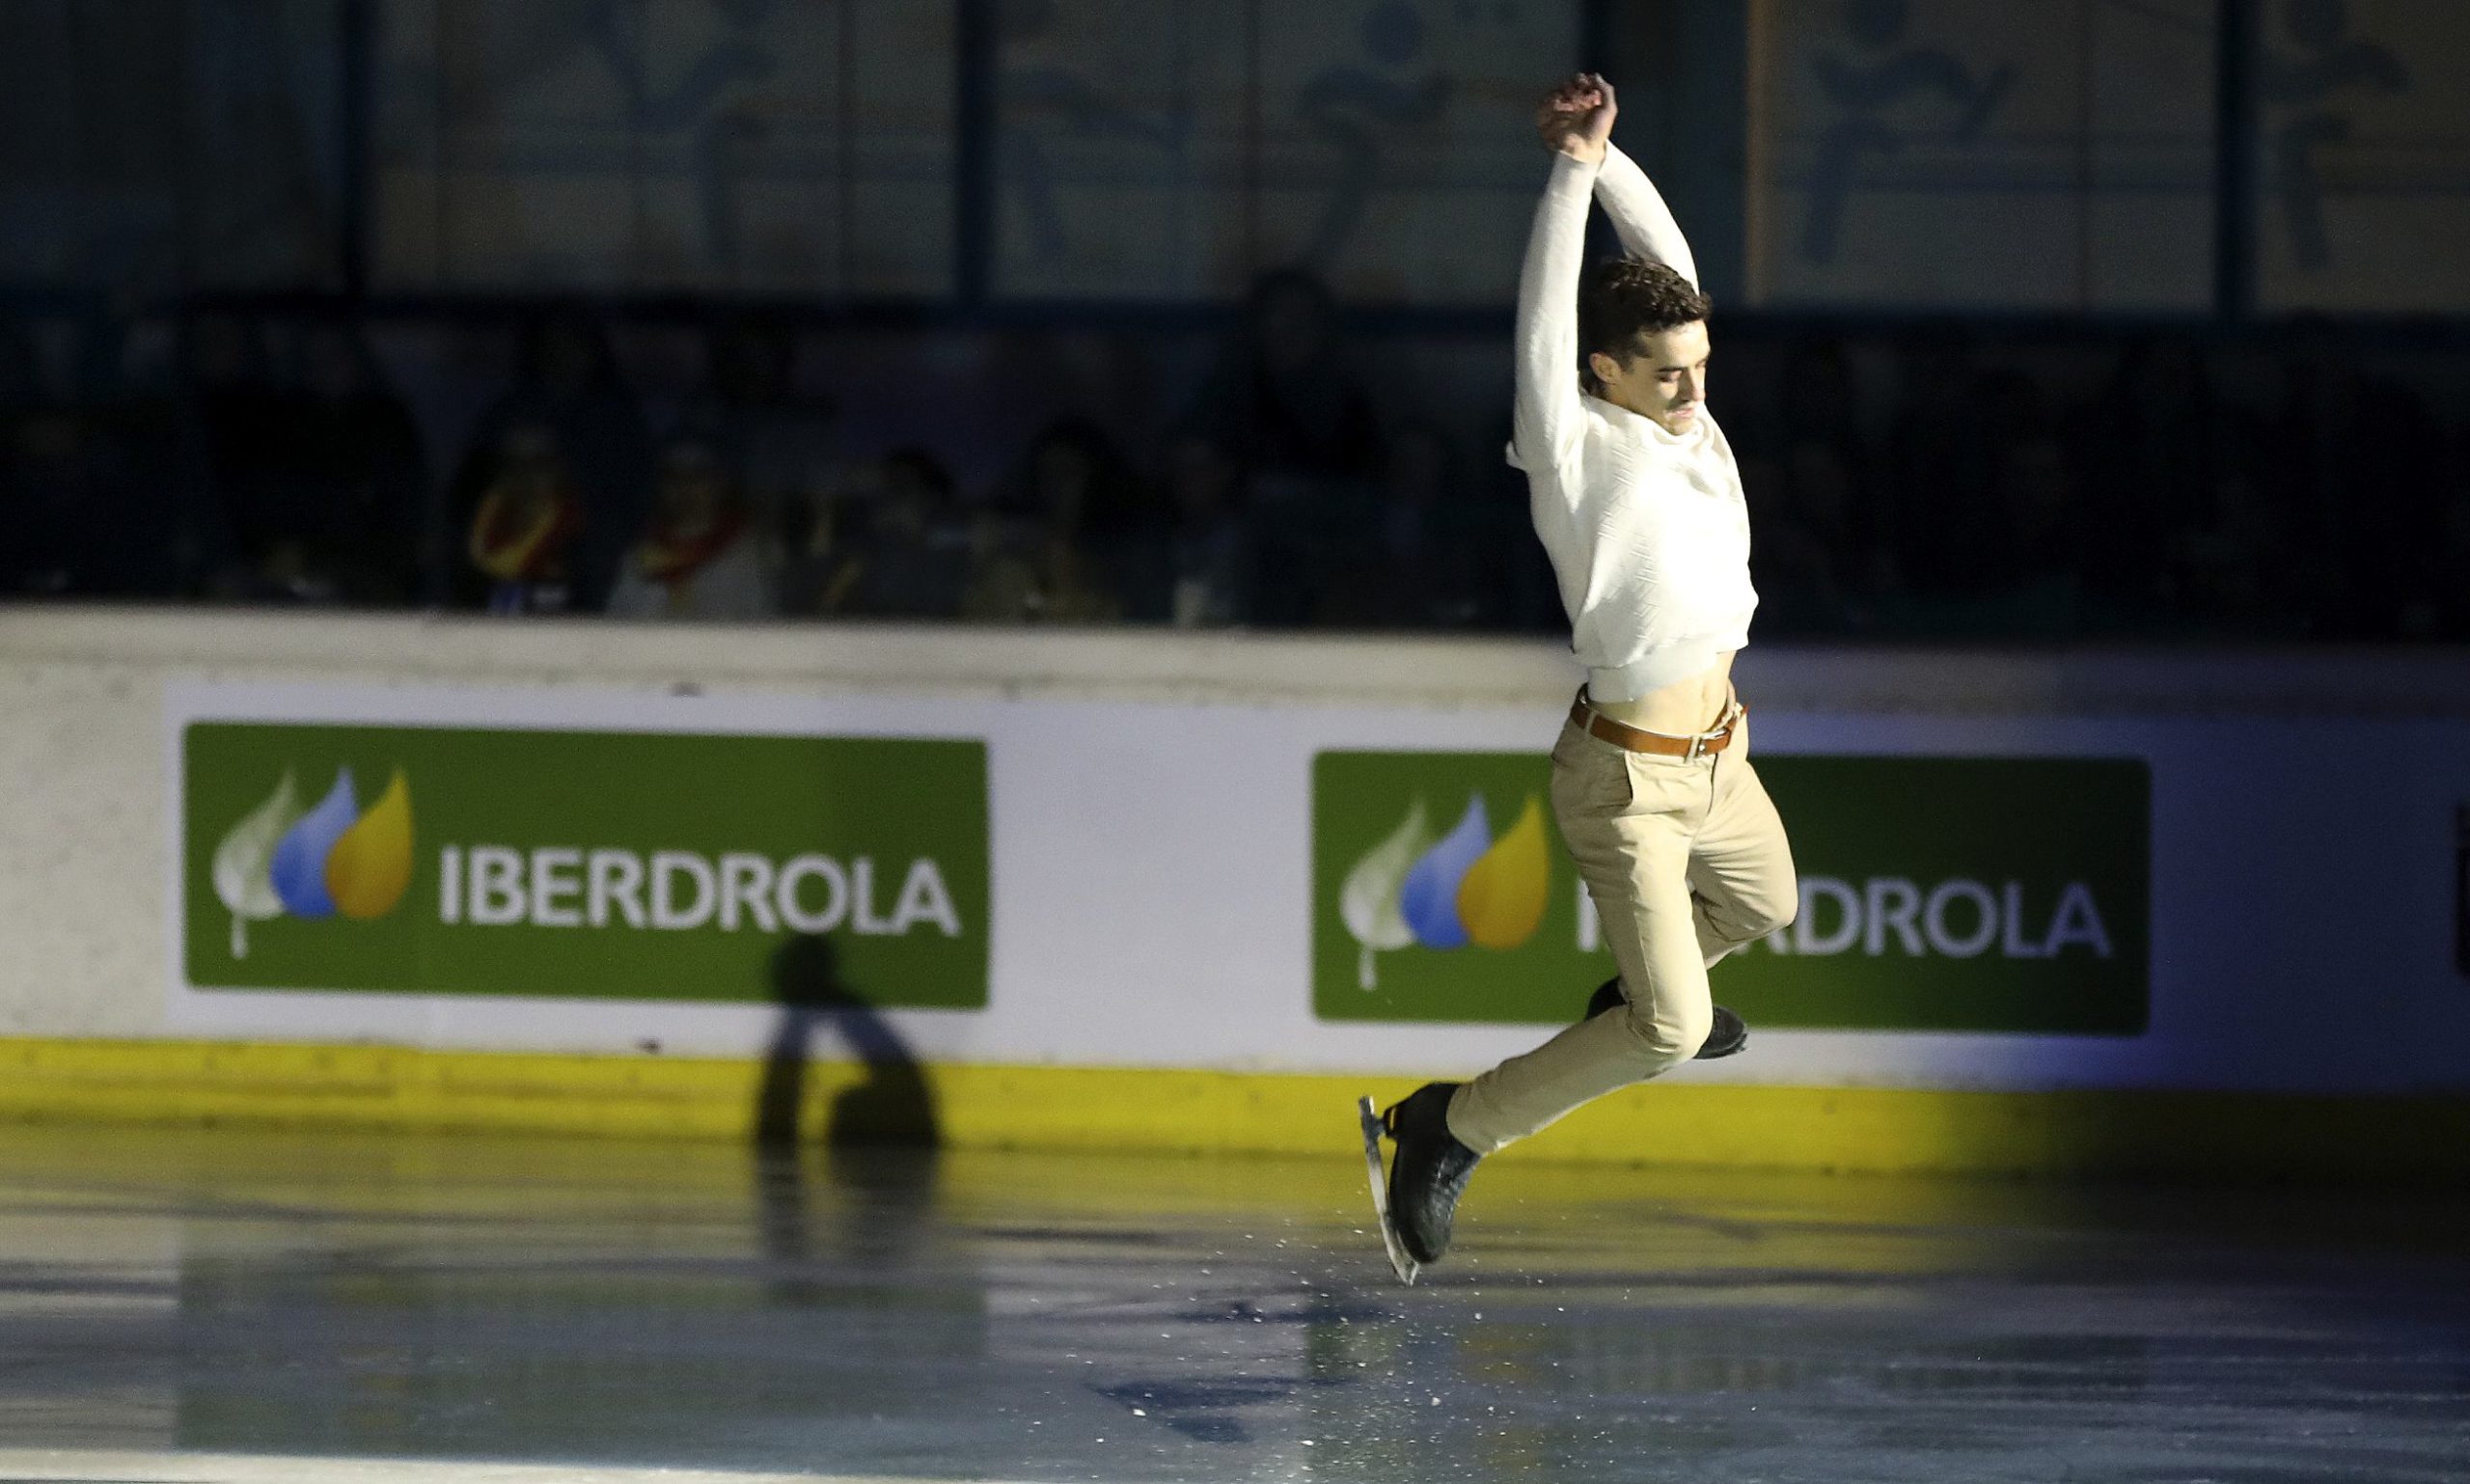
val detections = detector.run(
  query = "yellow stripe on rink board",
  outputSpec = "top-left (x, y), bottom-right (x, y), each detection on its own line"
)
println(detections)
top-left (0, 1036), bottom-right (2463, 1180)
top-left (0, 1447), bottom-right (913, 1483)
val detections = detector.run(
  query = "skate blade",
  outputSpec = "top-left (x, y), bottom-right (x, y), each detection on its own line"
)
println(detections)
top-left (1358, 1095), bottom-right (1420, 1286)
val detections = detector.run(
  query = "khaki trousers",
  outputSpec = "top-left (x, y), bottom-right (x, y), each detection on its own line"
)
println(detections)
top-left (1446, 705), bottom-right (1798, 1155)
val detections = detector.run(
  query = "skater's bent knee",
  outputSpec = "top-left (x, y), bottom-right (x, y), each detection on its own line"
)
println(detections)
top-left (1624, 994), bottom-right (1713, 1061)
top-left (1740, 874), bottom-right (1798, 940)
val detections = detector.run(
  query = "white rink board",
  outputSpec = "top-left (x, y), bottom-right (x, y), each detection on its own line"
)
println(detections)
top-left (4, 608), bottom-right (2467, 1097)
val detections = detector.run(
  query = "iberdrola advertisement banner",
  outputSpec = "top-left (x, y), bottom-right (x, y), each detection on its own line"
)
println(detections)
top-left (182, 722), bottom-right (990, 1007)
top-left (1313, 751), bottom-right (2150, 1034)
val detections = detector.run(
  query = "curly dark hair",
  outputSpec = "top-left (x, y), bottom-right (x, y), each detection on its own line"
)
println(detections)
top-left (1578, 258), bottom-right (1711, 391)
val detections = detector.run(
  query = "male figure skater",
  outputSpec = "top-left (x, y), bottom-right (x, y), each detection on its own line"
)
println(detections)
top-left (1374, 73), bottom-right (1798, 1269)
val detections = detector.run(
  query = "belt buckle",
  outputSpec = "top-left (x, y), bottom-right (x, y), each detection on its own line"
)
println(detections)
top-left (1686, 713), bottom-right (1734, 761)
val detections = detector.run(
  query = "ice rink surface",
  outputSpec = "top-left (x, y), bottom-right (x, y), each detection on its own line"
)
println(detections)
top-left (0, 1124), bottom-right (2464, 1484)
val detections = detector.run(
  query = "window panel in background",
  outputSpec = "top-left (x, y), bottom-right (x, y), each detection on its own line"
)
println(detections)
top-left (374, 0), bottom-right (954, 297)
top-left (1746, 0), bottom-right (2215, 312)
top-left (1249, 0), bottom-right (1581, 307)
top-left (2252, 0), bottom-right (2470, 313)
top-left (991, 0), bottom-right (1582, 307)
top-left (989, 0), bottom-right (1250, 303)
top-left (0, 0), bottom-right (345, 293)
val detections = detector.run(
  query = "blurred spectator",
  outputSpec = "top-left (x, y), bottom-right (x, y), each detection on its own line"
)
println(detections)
top-left (1970, 427), bottom-right (2087, 638)
top-left (1915, 369), bottom-right (2085, 635)
top-left (1162, 431), bottom-right (1254, 628)
top-left (608, 433), bottom-right (776, 620)
top-left (1770, 336), bottom-right (1869, 466)
top-left (5, 316), bottom-right (203, 598)
top-left (1199, 269), bottom-right (1383, 482)
top-left (2181, 466), bottom-right (2303, 637)
top-left (1882, 329), bottom-right (1992, 599)
top-left (837, 447), bottom-right (966, 619)
top-left (7, 402), bottom-right (114, 596)
top-left (685, 316), bottom-right (837, 531)
top-left (2264, 324), bottom-right (2446, 637)
top-left (1749, 337), bottom-right (1893, 634)
top-left (956, 508), bottom-right (1029, 623)
top-left (1468, 408), bottom-right (1566, 634)
top-left (1316, 422), bottom-right (1484, 628)
top-left (2402, 478), bottom-right (2470, 639)
top-left (449, 311), bottom-right (651, 607)
top-left (1194, 269), bottom-right (1383, 625)
top-left (219, 322), bottom-right (425, 604)
top-left (97, 315), bottom-right (223, 595)
top-left (2075, 336), bottom-right (2222, 620)
top-left (777, 473), bottom-right (867, 618)
top-left (178, 314), bottom-right (289, 587)
top-left (963, 418), bottom-right (1139, 623)
top-left (465, 422), bottom-right (588, 615)
top-left (1748, 444), bottom-right (1865, 635)
top-left (0, 320), bottom-right (36, 412)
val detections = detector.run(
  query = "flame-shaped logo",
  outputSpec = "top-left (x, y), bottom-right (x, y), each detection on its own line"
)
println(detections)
top-left (211, 766), bottom-right (415, 956)
top-left (1458, 795), bottom-right (1551, 949)
top-left (271, 770), bottom-right (362, 919)
top-left (1340, 791), bottom-right (1551, 987)
top-left (327, 769), bottom-right (415, 920)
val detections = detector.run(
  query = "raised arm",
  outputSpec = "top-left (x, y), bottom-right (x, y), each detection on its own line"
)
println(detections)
top-left (1511, 151), bottom-right (1597, 478)
top-left (1513, 74), bottom-right (1617, 479)
top-left (1593, 143), bottom-right (1698, 290)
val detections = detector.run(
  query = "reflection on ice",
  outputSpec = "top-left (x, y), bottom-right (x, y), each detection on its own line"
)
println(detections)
top-left (0, 1126), bottom-right (2463, 1483)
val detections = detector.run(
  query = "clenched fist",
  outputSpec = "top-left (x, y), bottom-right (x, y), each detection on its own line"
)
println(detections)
top-left (1537, 72), bottom-right (1616, 163)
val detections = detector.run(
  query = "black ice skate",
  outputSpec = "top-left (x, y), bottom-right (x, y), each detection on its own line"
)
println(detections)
top-left (1358, 1082), bottom-right (1480, 1283)
top-left (1584, 976), bottom-right (1748, 1059)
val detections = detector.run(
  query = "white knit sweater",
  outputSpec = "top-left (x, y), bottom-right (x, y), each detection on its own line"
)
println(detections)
top-left (1508, 145), bottom-right (1756, 702)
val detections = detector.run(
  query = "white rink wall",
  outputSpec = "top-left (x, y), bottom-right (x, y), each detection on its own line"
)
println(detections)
top-left (4, 605), bottom-right (2469, 1097)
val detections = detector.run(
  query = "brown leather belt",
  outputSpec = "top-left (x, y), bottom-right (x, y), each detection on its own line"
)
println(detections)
top-left (1568, 689), bottom-right (1743, 759)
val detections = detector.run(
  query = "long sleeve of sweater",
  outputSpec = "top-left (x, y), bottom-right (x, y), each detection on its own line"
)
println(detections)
top-left (1509, 151), bottom-right (1600, 485)
top-left (1591, 143), bottom-right (1698, 289)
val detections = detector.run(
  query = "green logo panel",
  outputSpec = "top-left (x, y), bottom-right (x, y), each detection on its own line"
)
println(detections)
top-left (184, 723), bottom-right (989, 1007)
top-left (1314, 751), bottom-right (2149, 1034)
